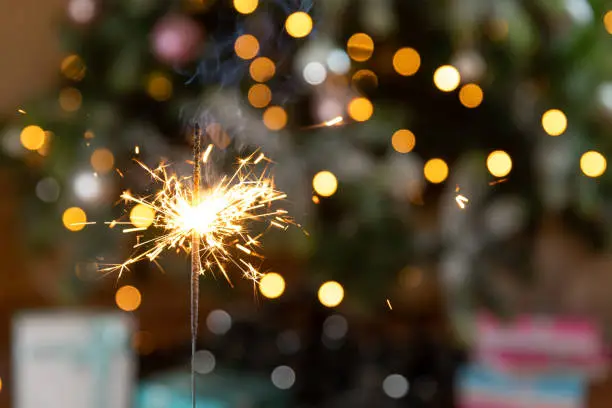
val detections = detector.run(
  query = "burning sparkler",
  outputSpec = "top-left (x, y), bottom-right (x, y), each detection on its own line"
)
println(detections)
top-left (102, 125), bottom-right (293, 408)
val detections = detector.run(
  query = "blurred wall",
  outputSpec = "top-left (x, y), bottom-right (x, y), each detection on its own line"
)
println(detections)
top-left (0, 0), bottom-right (66, 117)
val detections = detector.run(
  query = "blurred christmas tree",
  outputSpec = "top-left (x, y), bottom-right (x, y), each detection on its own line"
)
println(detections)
top-left (1, 0), bottom-right (612, 340)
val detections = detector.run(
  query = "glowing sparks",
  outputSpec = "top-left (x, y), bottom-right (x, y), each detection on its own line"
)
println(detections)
top-left (202, 144), bottom-right (213, 163)
top-left (325, 116), bottom-right (344, 127)
top-left (386, 299), bottom-right (392, 310)
top-left (455, 194), bottom-right (469, 209)
top-left (135, 146), bottom-right (140, 155)
top-left (101, 151), bottom-right (294, 284)
top-left (18, 109), bottom-right (26, 114)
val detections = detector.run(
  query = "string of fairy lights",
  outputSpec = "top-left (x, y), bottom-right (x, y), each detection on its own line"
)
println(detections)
top-left (12, 1), bottom-right (612, 316)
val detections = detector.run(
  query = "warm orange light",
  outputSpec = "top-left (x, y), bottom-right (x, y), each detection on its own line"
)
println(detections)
top-left (541, 109), bottom-right (567, 136)
top-left (20, 125), bottom-right (45, 151)
top-left (233, 0), bottom-right (258, 14)
top-left (147, 73), bottom-right (173, 101)
top-left (115, 285), bottom-right (142, 312)
top-left (312, 171), bottom-right (338, 197)
top-left (424, 158), bottom-right (449, 184)
top-left (486, 150), bottom-right (512, 177)
top-left (61, 54), bottom-right (86, 81)
top-left (130, 204), bottom-right (156, 228)
top-left (348, 97), bottom-right (373, 122)
top-left (393, 47), bottom-right (421, 76)
top-left (433, 65), bottom-right (461, 92)
top-left (347, 33), bottom-right (374, 62)
top-left (580, 151), bottom-right (607, 178)
top-left (59, 87), bottom-right (82, 112)
top-left (90, 148), bottom-right (115, 174)
top-left (459, 83), bottom-right (484, 108)
top-left (234, 34), bottom-right (259, 60)
top-left (250, 57), bottom-right (276, 82)
top-left (63, 207), bottom-right (87, 232)
top-left (285, 12), bottom-right (313, 38)
top-left (391, 129), bottom-right (416, 153)
top-left (206, 123), bottom-right (232, 149)
top-left (248, 83), bottom-right (272, 108)
top-left (604, 11), bottom-right (612, 34)
top-left (318, 281), bottom-right (344, 307)
top-left (351, 69), bottom-right (378, 90)
top-left (259, 272), bottom-right (286, 299)
top-left (263, 106), bottom-right (287, 130)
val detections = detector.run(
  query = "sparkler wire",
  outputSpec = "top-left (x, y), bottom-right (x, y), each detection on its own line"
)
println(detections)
top-left (191, 124), bottom-right (201, 408)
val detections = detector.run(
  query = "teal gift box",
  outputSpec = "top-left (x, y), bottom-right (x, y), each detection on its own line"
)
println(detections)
top-left (13, 311), bottom-right (136, 408)
top-left (136, 369), bottom-right (290, 408)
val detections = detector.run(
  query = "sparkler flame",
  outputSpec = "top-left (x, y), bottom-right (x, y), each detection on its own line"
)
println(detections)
top-left (101, 151), bottom-right (293, 284)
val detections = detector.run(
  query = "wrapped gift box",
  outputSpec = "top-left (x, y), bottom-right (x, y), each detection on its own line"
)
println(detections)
top-left (13, 311), bottom-right (135, 408)
top-left (137, 369), bottom-right (289, 408)
top-left (458, 364), bottom-right (585, 408)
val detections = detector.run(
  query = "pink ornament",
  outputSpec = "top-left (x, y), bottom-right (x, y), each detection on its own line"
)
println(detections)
top-left (152, 14), bottom-right (204, 65)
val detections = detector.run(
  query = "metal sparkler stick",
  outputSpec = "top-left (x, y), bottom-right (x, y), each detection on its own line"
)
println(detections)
top-left (191, 123), bottom-right (202, 408)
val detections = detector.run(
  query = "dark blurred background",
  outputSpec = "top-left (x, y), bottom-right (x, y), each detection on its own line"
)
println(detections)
top-left (1, 0), bottom-right (612, 407)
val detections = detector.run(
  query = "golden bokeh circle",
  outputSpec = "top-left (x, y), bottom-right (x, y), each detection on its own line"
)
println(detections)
top-left (393, 47), bottom-right (421, 76)
top-left (423, 158), bottom-right (449, 184)
top-left (285, 12), bottom-right (313, 38)
top-left (130, 204), bottom-right (156, 229)
top-left (391, 129), bottom-right (416, 153)
top-left (486, 150), bottom-right (512, 178)
top-left (347, 97), bottom-right (374, 122)
top-left (318, 281), bottom-right (344, 308)
top-left (59, 87), bottom-right (83, 112)
top-left (233, 0), bottom-right (258, 14)
top-left (259, 272), bottom-right (286, 299)
top-left (115, 285), bottom-right (142, 312)
top-left (263, 106), bottom-right (287, 130)
top-left (20, 125), bottom-right (46, 151)
top-left (313, 171), bottom-right (338, 197)
top-left (347, 33), bottom-right (374, 62)
top-left (90, 148), bottom-right (115, 174)
top-left (62, 207), bottom-right (87, 232)
top-left (541, 109), bottom-right (567, 136)
top-left (580, 151), bottom-right (607, 178)
top-left (234, 34), bottom-right (260, 60)
top-left (433, 65), bottom-right (461, 92)
top-left (248, 83), bottom-right (272, 108)
top-left (459, 83), bottom-right (484, 108)
top-left (249, 57), bottom-right (276, 82)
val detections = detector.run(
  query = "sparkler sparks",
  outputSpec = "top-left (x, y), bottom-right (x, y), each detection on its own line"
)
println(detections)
top-left (100, 150), bottom-right (294, 285)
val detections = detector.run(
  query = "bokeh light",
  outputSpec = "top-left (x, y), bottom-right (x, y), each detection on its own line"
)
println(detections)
top-left (263, 106), bottom-right (287, 130)
top-left (147, 73), bottom-right (173, 102)
top-left (234, 34), bottom-right (259, 60)
top-left (20, 125), bottom-right (45, 151)
top-left (59, 87), bottom-right (82, 112)
top-left (347, 97), bottom-right (374, 122)
top-left (250, 57), bottom-right (276, 82)
top-left (303, 62), bottom-right (327, 85)
top-left (327, 49), bottom-right (351, 74)
top-left (391, 129), bottom-right (416, 153)
top-left (351, 69), bottom-right (378, 91)
top-left (115, 285), bottom-right (142, 312)
top-left (392, 47), bottom-right (421, 76)
top-left (90, 148), bottom-right (115, 174)
top-left (233, 0), bottom-right (258, 14)
top-left (259, 272), bottom-right (286, 299)
top-left (580, 150), bottom-right (607, 178)
top-left (312, 171), bottom-right (338, 197)
top-left (206, 310), bottom-right (232, 335)
top-left (62, 207), bottom-right (87, 232)
top-left (541, 109), bottom-right (567, 136)
top-left (318, 281), bottom-right (345, 308)
top-left (487, 150), bottom-right (512, 177)
top-left (285, 12), bottom-right (313, 38)
top-left (604, 11), bottom-right (612, 34)
top-left (347, 33), bottom-right (374, 62)
top-left (459, 83), bottom-right (484, 108)
top-left (433, 65), bottom-right (461, 92)
top-left (423, 158), bottom-right (449, 184)
top-left (271, 366), bottom-right (296, 390)
top-left (248, 83), bottom-right (272, 108)
top-left (382, 374), bottom-right (409, 399)
top-left (60, 54), bottom-right (86, 81)
top-left (130, 204), bottom-right (156, 228)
